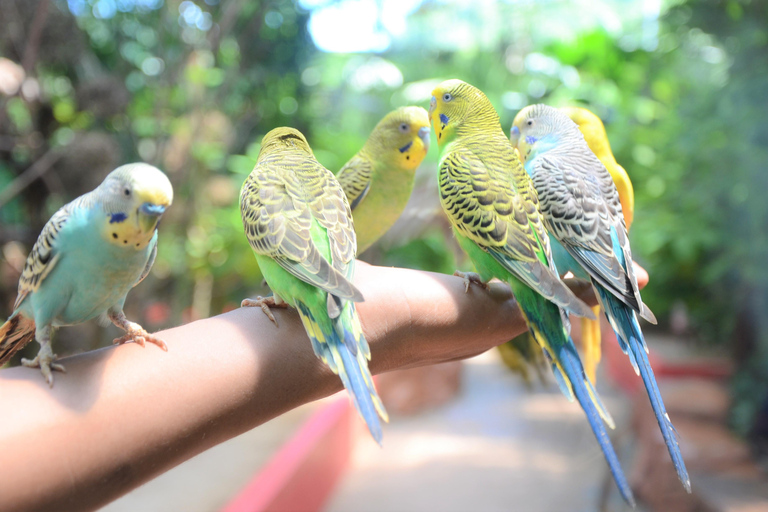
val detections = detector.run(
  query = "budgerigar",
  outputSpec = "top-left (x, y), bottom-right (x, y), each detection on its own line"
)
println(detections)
top-left (337, 106), bottom-right (430, 253)
top-left (429, 79), bottom-right (634, 505)
top-left (240, 127), bottom-right (388, 443)
top-left (511, 104), bottom-right (690, 493)
top-left (0, 163), bottom-right (173, 386)
top-left (503, 107), bottom-right (637, 384)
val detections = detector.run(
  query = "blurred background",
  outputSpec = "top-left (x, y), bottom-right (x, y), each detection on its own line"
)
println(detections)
top-left (1, 0), bottom-right (767, 510)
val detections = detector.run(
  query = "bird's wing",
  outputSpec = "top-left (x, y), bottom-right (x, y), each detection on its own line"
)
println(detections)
top-left (529, 150), bottom-right (650, 317)
top-left (336, 154), bottom-right (373, 212)
top-left (302, 159), bottom-right (358, 283)
top-left (14, 197), bottom-right (85, 310)
top-left (439, 144), bottom-right (593, 318)
top-left (240, 157), bottom-right (362, 302)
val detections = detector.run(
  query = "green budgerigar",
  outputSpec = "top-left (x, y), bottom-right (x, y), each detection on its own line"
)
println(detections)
top-left (511, 104), bottom-right (690, 493)
top-left (240, 127), bottom-right (388, 443)
top-left (0, 163), bottom-right (173, 386)
top-left (429, 79), bottom-right (635, 505)
top-left (337, 106), bottom-right (430, 253)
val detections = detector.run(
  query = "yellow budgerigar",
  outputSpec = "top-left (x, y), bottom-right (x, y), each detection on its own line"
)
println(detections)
top-left (337, 106), bottom-right (430, 253)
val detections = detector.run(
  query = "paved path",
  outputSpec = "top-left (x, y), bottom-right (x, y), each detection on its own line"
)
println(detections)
top-left (325, 350), bottom-right (633, 512)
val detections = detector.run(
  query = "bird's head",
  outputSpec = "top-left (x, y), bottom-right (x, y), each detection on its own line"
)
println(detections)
top-left (369, 106), bottom-right (430, 171)
top-left (510, 104), bottom-right (569, 163)
top-left (100, 163), bottom-right (173, 249)
top-left (258, 127), bottom-right (313, 158)
top-left (429, 79), bottom-right (498, 146)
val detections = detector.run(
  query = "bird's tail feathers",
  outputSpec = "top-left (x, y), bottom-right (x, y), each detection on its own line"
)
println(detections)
top-left (598, 287), bottom-right (691, 492)
top-left (0, 314), bottom-right (36, 366)
top-left (296, 300), bottom-right (388, 445)
top-left (533, 326), bottom-right (615, 429)
top-left (554, 332), bottom-right (635, 506)
top-left (515, 287), bottom-right (633, 505)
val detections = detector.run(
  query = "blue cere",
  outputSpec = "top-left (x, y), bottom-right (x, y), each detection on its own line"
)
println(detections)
top-left (109, 212), bottom-right (128, 224)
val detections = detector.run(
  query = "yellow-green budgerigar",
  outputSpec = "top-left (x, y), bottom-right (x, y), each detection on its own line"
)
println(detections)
top-left (511, 104), bottom-right (690, 493)
top-left (0, 163), bottom-right (173, 386)
top-left (240, 127), bottom-right (388, 443)
top-left (337, 106), bottom-right (430, 253)
top-left (429, 79), bottom-right (634, 505)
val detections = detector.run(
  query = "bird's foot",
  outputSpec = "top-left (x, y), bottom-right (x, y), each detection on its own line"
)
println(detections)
top-left (453, 270), bottom-right (490, 293)
top-left (113, 327), bottom-right (168, 351)
top-left (21, 345), bottom-right (65, 388)
top-left (241, 296), bottom-right (288, 327)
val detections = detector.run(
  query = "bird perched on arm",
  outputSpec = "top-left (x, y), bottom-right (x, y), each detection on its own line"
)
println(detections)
top-left (429, 79), bottom-right (634, 505)
top-left (240, 127), bottom-right (388, 444)
top-left (336, 106), bottom-right (430, 254)
top-left (511, 104), bottom-right (690, 493)
top-left (502, 106), bottom-right (637, 384)
top-left (0, 163), bottom-right (173, 386)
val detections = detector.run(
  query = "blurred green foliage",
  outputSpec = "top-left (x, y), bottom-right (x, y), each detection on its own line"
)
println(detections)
top-left (1, 0), bottom-right (767, 436)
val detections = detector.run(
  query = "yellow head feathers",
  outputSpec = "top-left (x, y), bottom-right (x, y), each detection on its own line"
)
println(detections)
top-left (100, 163), bottom-right (173, 249)
top-left (429, 79), bottom-right (501, 145)
top-left (364, 106), bottom-right (430, 171)
top-left (258, 127), bottom-right (314, 157)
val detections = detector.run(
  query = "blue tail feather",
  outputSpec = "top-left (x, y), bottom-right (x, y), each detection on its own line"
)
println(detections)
top-left (335, 334), bottom-right (384, 444)
top-left (556, 338), bottom-right (635, 506)
top-left (597, 286), bottom-right (691, 492)
top-left (520, 292), bottom-right (633, 506)
top-left (296, 300), bottom-right (386, 445)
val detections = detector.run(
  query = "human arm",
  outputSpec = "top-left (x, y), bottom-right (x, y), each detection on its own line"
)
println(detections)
top-left (0, 262), bottom-right (647, 512)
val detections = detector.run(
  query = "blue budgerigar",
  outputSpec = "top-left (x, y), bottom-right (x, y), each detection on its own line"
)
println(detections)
top-left (0, 163), bottom-right (174, 386)
top-left (511, 104), bottom-right (690, 493)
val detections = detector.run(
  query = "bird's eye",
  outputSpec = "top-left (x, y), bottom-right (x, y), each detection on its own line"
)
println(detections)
top-left (124, 187), bottom-right (131, 196)
top-left (526, 119), bottom-right (534, 126)
top-left (443, 93), bottom-right (453, 102)
top-left (399, 123), bottom-right (409, 133)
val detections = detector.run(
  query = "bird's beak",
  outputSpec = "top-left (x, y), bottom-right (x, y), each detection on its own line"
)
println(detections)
top-left (140, 203), bottom-right (166, 217)
top-left (429, 96), bottom-right (436, 117)
top-left (510, 125), bottom-right (520, 147)
top-left (138, 202), bottom-right (166, 232)
top-left (418, 126), bottom-right (430, 152)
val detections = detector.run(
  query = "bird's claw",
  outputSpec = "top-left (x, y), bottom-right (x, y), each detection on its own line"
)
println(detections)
top-left (241, 296), bottom-right (287, 327)
top-left (21, 352), bottom-right (66, 388)
top-left (113, 328), bottom-right (168, 351)
top-left (454, 270), bottom-right (490, 293)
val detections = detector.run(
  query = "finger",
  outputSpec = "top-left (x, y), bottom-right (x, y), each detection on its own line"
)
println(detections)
top-left (633, 262), bottom-right (649, 289)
